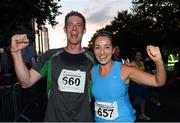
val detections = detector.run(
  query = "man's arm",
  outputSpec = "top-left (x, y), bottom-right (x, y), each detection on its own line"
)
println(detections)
top-left (11, 34), bottom-right (41, 88)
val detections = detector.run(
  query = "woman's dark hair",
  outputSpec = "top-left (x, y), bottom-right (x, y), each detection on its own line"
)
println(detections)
top-left (93, 31), bottom-right (115, 47)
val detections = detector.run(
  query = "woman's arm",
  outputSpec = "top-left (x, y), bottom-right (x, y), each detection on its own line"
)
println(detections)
top-left (122, 45), bottom-right (166, 87)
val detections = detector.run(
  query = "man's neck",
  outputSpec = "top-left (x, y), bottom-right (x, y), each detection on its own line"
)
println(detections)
top-left (64, 45), bottom-right (84, 54)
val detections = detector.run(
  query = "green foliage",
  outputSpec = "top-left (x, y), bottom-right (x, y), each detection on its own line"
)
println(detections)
top-left (33, 0), bottom-right (62, 27)
top-left (0, 0), bottom-right (61, 43)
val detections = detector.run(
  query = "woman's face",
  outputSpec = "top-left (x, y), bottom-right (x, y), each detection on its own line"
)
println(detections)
top-left (93, 36), bottom-right (115, 65)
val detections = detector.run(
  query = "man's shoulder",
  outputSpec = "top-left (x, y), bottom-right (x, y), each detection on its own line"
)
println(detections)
top-left (84, 49), bottom-right (96, 63)
top-left (37, 48), bottom-right (65, 61)
top-left (84, 49), bottom-right (93, 56)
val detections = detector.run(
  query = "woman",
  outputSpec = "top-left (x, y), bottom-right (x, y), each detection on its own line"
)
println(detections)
top-left (91, 31), bottom-right (166, 122)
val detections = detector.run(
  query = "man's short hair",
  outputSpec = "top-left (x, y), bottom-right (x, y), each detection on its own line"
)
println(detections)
top-left (65, 11), bottom-right (86, 28)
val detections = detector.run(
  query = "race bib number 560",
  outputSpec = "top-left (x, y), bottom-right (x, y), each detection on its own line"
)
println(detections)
top-left (58, 69), bottom-right (86, 93)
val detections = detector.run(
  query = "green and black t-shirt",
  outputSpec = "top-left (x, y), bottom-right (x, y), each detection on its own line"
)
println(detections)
top-left (32, 48), bottom-right (95, 122)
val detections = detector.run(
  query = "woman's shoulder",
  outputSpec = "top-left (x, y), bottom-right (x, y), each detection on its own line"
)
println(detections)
top-left (121, 63), bottom-right (136, 76)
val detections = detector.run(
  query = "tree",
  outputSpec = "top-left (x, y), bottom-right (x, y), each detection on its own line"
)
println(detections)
top-left (0, 0), bottom-right (61, 45)
top-left (88, 11), bottom-right (147, 57)
top-left (132, 0), bottom-right (180, 47)
top-left (88, 0), bottom-right (180, 57)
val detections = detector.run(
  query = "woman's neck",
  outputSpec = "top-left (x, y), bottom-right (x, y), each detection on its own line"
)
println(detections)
top-left (99, 61), bottom-right (114, 77)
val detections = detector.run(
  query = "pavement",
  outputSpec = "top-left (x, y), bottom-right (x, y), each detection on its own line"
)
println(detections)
top-left (135, 83), bottom-right (180, 122)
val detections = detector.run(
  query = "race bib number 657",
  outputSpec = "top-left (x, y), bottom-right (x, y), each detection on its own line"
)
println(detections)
top-left (95, 101), bottom-right (119, 120)
top-left (58, 69), bottom-right (86, 93)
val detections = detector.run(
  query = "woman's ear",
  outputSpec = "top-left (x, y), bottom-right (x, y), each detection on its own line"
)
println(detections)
top-left (83, 28), bottom-right (86, 34)
top-left (113, 47), bottom-right (116, 54)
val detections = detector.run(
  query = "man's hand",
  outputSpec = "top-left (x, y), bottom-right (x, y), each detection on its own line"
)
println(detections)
top-left (11, 34), bottom-right (29, 53)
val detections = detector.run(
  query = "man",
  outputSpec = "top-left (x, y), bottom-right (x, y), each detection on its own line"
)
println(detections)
top-left (113, 45), bottom-right (122, 62)
top-left (113, 45), bottom-right (130, 64)
top-left (11, 11), bottom-right (95, 122)
top-left (167, 48), bottom-right (179, 72)
top-left (167, 48), bottom-right (179, 84)
top-left (131, 51), bottom-right (151, 121)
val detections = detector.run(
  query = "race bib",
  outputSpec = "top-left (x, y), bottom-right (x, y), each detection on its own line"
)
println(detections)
top-left (95, 101), bottom-right (119, 120)
top-left (58, 69), bottom-right (86, 93)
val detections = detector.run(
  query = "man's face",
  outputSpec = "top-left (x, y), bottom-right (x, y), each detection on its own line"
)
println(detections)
top-left (64, 16), bottom-right (86, 45)
top-left (136, 52), bottom-right (142, 61)
top-left (114, 46), bottom-right (120, 57)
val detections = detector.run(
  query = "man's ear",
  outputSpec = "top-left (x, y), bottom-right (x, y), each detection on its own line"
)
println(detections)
top-left (63, 27), bottom-right (67, 33)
